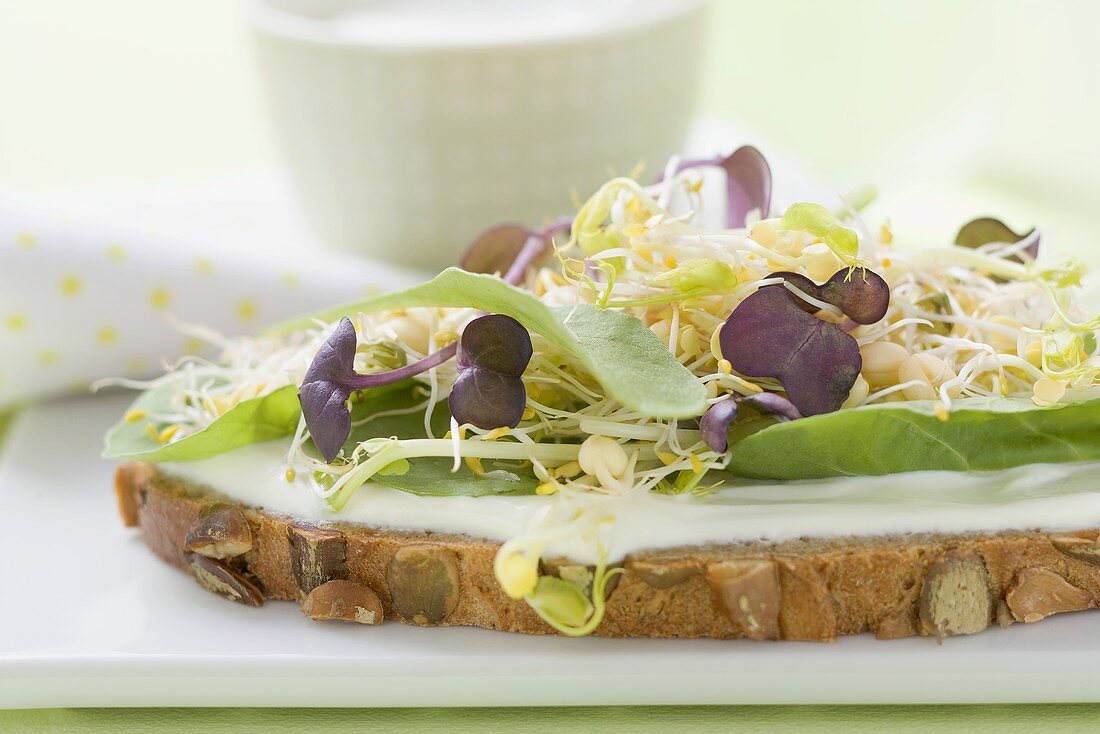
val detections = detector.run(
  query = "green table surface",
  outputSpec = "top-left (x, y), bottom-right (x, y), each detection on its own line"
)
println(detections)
top-left (2, 705), bottom-right (1099, 733)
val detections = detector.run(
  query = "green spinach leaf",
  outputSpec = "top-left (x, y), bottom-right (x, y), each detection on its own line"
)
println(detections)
top-left (346, 382), bottom-right (539, 497)
top-left (374, 457), bottom-right (539, 497)
top-left (727, 397), bottom-right (1100, 479)
top-left (268, 267), bottom-right (705, 419)
top-left (103, 383), bottom-right (301, 462)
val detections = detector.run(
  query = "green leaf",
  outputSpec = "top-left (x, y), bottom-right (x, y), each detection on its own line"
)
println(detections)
top-left (526, 575), bottom-right (594, 628)
top-left (268, 267), bottom-right (706, 419)
top-left (548, 304), bottom-right (705, 417)
top-left (653, 258), bottom-right (738, 296)
top-left (103, 383), bottom-right (301, 462)
top-left (346, 381), bottom-right (539, 497)
top-left (375, 457), bottom-right (539, 497)
top-left (954, 217), bottom-right (1031, 250)
top-left (781, 202), bottom-right (861, 265)
top-left (726, 397), bottom-right (1100, 479)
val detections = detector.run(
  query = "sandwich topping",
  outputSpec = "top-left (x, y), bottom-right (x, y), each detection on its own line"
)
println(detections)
top-left (103, 146), bottom-right (1100, 634)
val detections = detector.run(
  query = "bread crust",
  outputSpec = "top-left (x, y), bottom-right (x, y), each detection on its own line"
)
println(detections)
top-left (115, 462), bottom-right (1100, 640)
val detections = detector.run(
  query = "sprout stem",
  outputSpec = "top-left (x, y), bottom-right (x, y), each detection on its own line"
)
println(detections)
top-left (345, 343), bottom-right (457, 391)
top-left (338, 220), bottom-right (567, 395)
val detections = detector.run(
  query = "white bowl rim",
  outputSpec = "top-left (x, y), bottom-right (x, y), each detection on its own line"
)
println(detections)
top-left (244, 0), bottom-right (708, 50)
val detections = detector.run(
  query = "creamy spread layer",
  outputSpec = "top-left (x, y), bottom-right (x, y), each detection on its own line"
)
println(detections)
top-left (162, 440), bottom-right (1100, 564)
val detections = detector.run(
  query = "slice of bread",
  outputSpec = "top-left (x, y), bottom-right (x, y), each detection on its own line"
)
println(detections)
top-left (115, 462), bottom-right (1100, 641)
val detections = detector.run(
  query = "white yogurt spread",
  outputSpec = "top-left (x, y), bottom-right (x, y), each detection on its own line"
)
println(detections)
top-left (160, 440), bottom-right (1100, 564)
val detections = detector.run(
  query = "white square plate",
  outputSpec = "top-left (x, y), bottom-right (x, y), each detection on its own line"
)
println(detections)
top-left (2, 395), bottom-right (1098, 708)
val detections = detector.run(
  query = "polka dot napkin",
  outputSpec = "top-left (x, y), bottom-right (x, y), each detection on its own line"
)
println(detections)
top-left (0, 194), bottom-right (420, 409)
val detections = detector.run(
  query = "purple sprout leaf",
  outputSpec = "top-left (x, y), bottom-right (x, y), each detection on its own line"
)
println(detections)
top-left (739, 392), bottom-right (802, 422)
top-left (300, 317), bottom-right (457, 461)
top-left (297, 218), bottom-right (565, 461)
top-left (771, 267), bottom-right (890, 325)
top-left (299, 317), bottom-right (361, 462)
top-left (460, 218), bottom-right (569, 285)
top-left (448, 368), bottom-right (529, 431)
top-left (449, 314), bottom-right (533, 430)
top-left (459, 223), bottom-right (536, 276)
top-left (457, 311), bottom-right (532, 376)
top-left (955, 217), bottom-right (1039, 262)
top-left (719, 287), bottom-right (861, 416)
top-left (720, 146), bottom-right (772, 229)
top-left (299, 380), bottom-right (353, 465)
top-left (700, 398), bottom-right (739, 453)
top-left (700, 393), bottom-right (803, 453)
top-left (662, 145), bottom-right (772, 229)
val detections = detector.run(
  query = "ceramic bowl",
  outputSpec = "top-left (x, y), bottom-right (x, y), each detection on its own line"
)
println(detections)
top-left (248, 0), bottom-right (707, 270)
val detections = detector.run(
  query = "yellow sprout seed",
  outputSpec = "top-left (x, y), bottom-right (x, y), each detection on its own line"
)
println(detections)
top-left (555, 461), bottom-right (582, 479)
top-left (497, 552), bottom-right (539, 600)
top-left (841, 374), bottom-right (870, 408)
top-left (388, 316), bottom-right (430, 354)
top-left (679, 326), bottom-right (701, 357)
top-left (158, 424), bottom-right (181, 443)
top-left (578, 435), bottom-right (629, 479)
top-left (898, 353), bottom-right (956, 401)
top-left (803, 243), bottom-right (844, 282)
top-left (124, 409), bottom-right (147, 424)
top-left (649, 319), bottom-right (672, 343)
top-left (859, 341), bottom-right (910, 387)
top-left (689, 454), bottom-right (704, 474)
top-left (709, 328), bottom-right (724, 362)
top-left (1033, 378), bottom-right (1067, 407)
top-left (750, 220), bottom-right (778, 249)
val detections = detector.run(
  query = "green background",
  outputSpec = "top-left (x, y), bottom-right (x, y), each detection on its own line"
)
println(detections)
top-left (2, 0), bottom-right (1099, 728)
top-left (2, 0), bottom-right (1096, 256)
top-left (5, 705), bottom-right (1100, 733)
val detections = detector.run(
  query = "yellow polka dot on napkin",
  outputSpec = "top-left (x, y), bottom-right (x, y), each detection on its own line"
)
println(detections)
top-left (59, 274), bottom-right (83, 297)
top-left (96, 325), bottom-right (119, 346)
top-left (236, 299), bottom-right (259, 323)
top-left (149, 286), bottom-right (172, 310)
top-left (37, 350), bottom-right (60, 367)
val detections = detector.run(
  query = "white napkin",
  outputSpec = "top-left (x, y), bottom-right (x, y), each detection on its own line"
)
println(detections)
top-left (0, 177), bottom-right (422, 408)
top-left (0, 125), bottom-right (833, 410)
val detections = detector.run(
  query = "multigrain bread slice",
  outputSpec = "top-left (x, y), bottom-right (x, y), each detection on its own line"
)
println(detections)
top-left (115, 461), bottom-right (1100, 641)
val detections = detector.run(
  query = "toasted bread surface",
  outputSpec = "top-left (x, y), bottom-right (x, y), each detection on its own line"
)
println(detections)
top-left (116, 462), bottom-right (1100, 640)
